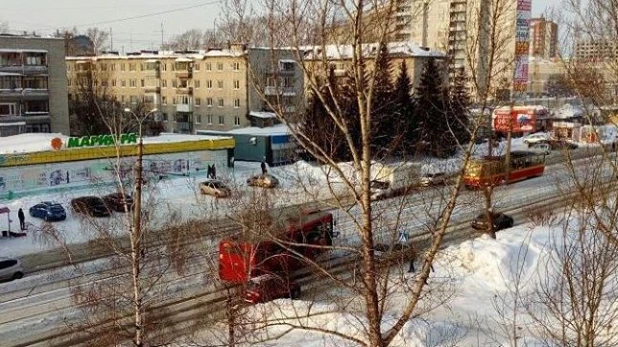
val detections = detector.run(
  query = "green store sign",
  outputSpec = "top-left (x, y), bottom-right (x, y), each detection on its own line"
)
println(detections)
top-left (67, 133), bottom-right (138, 148)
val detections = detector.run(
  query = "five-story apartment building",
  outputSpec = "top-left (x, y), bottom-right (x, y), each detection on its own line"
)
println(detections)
top-left (0, 35), bottom-right (69, 137)
top-left (66, 44), bottom-right (303, 133)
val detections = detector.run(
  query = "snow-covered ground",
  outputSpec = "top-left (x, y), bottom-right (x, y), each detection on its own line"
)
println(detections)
top-left (195, 214), bottom-right (600, 346)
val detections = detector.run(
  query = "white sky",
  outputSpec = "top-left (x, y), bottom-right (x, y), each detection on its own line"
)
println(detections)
top-left (0, 0), bottom-right (553, 52)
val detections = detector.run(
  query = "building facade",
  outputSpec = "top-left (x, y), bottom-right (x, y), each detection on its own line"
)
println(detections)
top-left (529, 18), bottom-right (558, 59)
top-left (574, 40), bottom-right (618, 61)
top-left (66, 45), bottom-right (303, 133)
top-left (0, 35), bottom-right (69, 137)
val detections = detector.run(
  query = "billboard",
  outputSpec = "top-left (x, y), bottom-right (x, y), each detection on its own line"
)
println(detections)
top-left (513, 0), bottom-right (531, 93)
top-left (492, 108), bottom-right (536, 132)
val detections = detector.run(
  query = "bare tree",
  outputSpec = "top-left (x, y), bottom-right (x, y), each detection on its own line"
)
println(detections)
top-left (163, 29), bottom-right (209, 51)
top-left (86, 27), bottom-right (110, 55)
top-left (0, 21), bottom-right (8, 34)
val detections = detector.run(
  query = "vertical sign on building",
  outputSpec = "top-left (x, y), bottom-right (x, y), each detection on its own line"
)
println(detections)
top-left (513, 0), bottom-right (531, 92)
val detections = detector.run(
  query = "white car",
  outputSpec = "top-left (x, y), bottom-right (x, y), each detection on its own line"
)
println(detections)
top-left (0, 257), bottom-right (24, 281)
top-left (523, 133), bottom-right (550, 146)
top-left (419, 172), bottom-right (448, 187)
top-left (530, 143), bottom-right (551, 155)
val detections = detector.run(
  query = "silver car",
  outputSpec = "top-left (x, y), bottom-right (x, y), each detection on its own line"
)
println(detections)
top-left (0, 257), bottom-right (24, 281)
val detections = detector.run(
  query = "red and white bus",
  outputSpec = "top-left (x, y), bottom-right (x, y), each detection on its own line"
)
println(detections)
top-left (218, 209), bottom-right (335, 283)
top-left (463, 151), bottom-right (546, 188)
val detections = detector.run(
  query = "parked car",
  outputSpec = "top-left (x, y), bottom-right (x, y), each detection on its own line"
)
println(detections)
top-left (244, 274), bottom-right (301, 304)
top-left (199, 179), bottom-right (232, 197)
top-left (103, 192), bottom-right (134, 212)
top-left (29, 202), bottom-right (66, 221)
top-left (471, 212), bottom-right (514, 232)
top-left (419, 172), bottom-right (448, 187)
top-left (539, 139), bottom-right (579, 150)
top-left (523, 133), bottom-right (551, 146)
top-left (530, 143), bottom-right (551, 155)
top-left (0, 257), bottom-right (24, 281)
top-left (247, 174), bottom-right (280, 188)
top-left (71, 196), bottom-right (111, 217)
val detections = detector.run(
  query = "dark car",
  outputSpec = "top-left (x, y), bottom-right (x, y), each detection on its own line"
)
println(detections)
top-left (244, 274), bottom-right (301, 304)
top-left (471, 212), bottom-right (514, 232)
top-left (71, 196), bottom-right (111, 217)
top-left (246, 174), bottom-right (280, 188)
top-left (538, 139), bottom-right (578, 150)
top-left (29, 202), bottom-right (66, 221)
top-left (420, 172), bottom-right (449, 187)
top-left (103, 192), bottom-right (134, 212)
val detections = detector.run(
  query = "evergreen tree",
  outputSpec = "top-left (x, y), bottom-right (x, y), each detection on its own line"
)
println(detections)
top-left (393, 60), bottom-right (416, 156)
top-left (369, 42), bottom-right (396, 157)
top-left (414, 59), bottom-right (451, 157)
top-left (448, 69), bottom-right (472, 147)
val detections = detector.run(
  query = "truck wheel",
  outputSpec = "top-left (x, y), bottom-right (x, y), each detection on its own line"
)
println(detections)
top-left (290, 287), bottom-right (301, 299)
top-left (12, 272), bottom-right (23, 280)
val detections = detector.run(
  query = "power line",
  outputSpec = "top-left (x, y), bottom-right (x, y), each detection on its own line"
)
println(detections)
top-left (70, 0), bottom-right (221, 28)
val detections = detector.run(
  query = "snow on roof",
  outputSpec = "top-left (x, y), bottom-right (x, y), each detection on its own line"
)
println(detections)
top-left (0, 72), bottom-right (22, 76)
top-left (249, 111), bottom-right (277, 119)
top-left (303, 41), bottom-right (444, 60)
top-left (207, 124), bottom-right (291, 136)
top-left (175, 57), bottom-right (193, 62)
top-left (0, 48), bottom-right (48, 53)
top-left (0, 132), bottom-right (232, 154)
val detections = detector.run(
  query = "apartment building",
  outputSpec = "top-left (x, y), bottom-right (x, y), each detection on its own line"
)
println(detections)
top-left (0, 35), bottom-right (69, 137)
top-left (66, 45), bottom-right (303, 133)
top-left (574, 40), bottom-right (618, 61)
top-left (529, 18), bottom-right (558, 59)
top-left (393, 0), bottom-right (521, 97)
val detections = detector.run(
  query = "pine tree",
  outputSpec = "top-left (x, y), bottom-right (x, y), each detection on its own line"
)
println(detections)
top-left (414, 58), bottom-right (450, 157)
top-left (369, 42), bottom-right (396, 156)
top-left (392, 60), bottom-right (416, 156)
top-left (448, 69), bottom-right (472, 147)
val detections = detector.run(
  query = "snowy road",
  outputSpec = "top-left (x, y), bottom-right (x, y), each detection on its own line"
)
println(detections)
top-left (0, 152), bottom-right (615, 346)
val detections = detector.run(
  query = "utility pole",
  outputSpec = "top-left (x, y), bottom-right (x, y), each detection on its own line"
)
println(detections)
top-left (110, 27), bottom-right (113, 51)
top-left (160, 22), bottom-right (164, 49)
top-left (422, 1), bottom-right (429, 47)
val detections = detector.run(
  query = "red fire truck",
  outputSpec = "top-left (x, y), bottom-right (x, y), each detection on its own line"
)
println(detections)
top-left (218, 208), bottom-right (335, 283)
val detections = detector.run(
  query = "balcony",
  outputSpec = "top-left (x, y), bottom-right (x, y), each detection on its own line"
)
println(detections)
top-left (175, 86), bottom-right (193, 95)
top-left (144, 69), bottom-right (160, 78)
top-left (176, 104), bottom-right (193, 112)
top-left (0, 65), bottom-right (48, 76)
top-left (144, 86), bottom-right (161, 93)
top-left (264, 86), bottom-right (296, 96)
top-left (22, 89), bottom-right (49, 99)
top-left (175, 70), bottom-right (192, 79)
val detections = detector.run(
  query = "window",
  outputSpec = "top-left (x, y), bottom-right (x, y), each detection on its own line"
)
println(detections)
top-left (233, 62), bottom-right (240, 71)
top-left (217, 80), bottom-right (223, 89)
top-left (162, 96), bottom-right (167, 105)
top-left (218, 99), bottom-right (224, 107)
top-left (0, 260), bottom-right (17, 270)
top-left (67, 65), bottom-right (71, 72)
top-left (161, 63), bottom-right (167, 71)
top-left (121, 95), bottom-right (125, 102)
top-left (207, 114), bottom-right (213, 124)
top-left (140, 79), bottom-right (145, 87)
top-left (100, 63), bottom-right (107, 71)
top-left (217, 62), bottom-right (223, 71)
top-left (194, 80), bottom-right (200, 88)
top-left (162, 113), bottom-right (168, 121)
top-left (67, 79), bottom-right (72, 87)
top-left (111, 79), bottom-right (116, 87)
top-left (207, 97), bottom-right (213, 107)
top-left (195, 97), bottom-right (201, 106)
top-left (194, 63), bottom-right (200, 71)
top-left (206, 80), bottom-right (213, 89)
top-left (121, 63), bottom-right (126, 71)
top-left (172, 80), bottom-right (177, 88)
top-left (218, 115), bottom-right (225, 125)
top-left (162, 80), bottom-right (167, 88)
top-left (121, 80), bottom-right (126, 87)
top-left (233, 80), bottom-right (240, 89)
top-left (234, 98), bottom-right (240, 108)
top-left (129, 79), bottom-right (137, 88)
top-left (206, 62), bottom-right (212, 71)
top-left (0, 103), bottom-right (16, 115)
top-left (129, 63), bottom-right (136, 71)
top-left (111, 64), bottom-right (116, 71)
top-left (196, 114), bottom-right (202, 123)
top-left (140, 63), bottom-right (144, 71)
top-left (130, 95), bottom-right (138, 104)
top-left (234, 116), bottom-right (241, 126)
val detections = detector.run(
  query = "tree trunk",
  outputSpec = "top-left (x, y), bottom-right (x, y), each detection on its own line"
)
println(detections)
top-left (132, 136), bottom-right (144, 346)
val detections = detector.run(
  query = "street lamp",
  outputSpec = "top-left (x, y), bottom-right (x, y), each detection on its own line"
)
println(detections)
top-left (122, 107), bottom-right (158, 264)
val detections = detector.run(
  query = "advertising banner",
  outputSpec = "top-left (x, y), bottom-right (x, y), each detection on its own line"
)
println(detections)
top-left (513, 0), bottom-right (531, 93)
top-left (493, 109), bottom-right (536, 132)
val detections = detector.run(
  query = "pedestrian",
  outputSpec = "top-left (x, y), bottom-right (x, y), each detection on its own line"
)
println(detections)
top-left (212, 164), bottom-right (217, 179)
top-left (230, 156), bottom-right (235, 169)
top-left (261, 160), bottom-right (267, 175)
top-left (17, 208), bottom-right (25, 231)
top-left (207, 164), bottom-right (213, 179)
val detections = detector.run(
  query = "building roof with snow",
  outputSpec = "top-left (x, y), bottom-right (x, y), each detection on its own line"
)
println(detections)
top-left (302, 41), bottom-right (445, 60)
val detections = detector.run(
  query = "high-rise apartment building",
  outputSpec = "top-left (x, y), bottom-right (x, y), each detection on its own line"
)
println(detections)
top-left (66, 45), bottom-right (303, 133)
top-left (0, 34), bottom-right (69, 137)
top-left (574, 40), bottom-right (618, 61)
top-left (529, 18), bottom-right (558, 59)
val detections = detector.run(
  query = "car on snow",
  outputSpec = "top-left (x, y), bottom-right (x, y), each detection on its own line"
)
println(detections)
top-left (247, 173), bottom-right (280, 188)
top-left (419, 172), bottom-right (449, 187)
top-left (71, 196), bottom-right (111, 217)
top-left (471, 212), bottom-right (514, 232)
top-left (0, 257), bottom-right (24, 282)
top-left (530, 143), bottom-right (551, 155)
top-left (29, 202), bottom-right (67, 221)
top-left (199, 179), bottom-right (232, 197)
top-left (103, 192), bottom-right (134, 212)
top-left (538, 139), bottom-right (579, 150)
top-left (523, 133), bottom-right (551, 146)
top-left (243, 274), bottom-right (301, 304)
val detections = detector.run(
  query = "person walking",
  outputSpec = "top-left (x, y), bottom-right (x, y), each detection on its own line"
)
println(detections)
top-left (261, 160), bottom-right (267, 175)
top-left (17, 208), bottom-right (25, 231)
